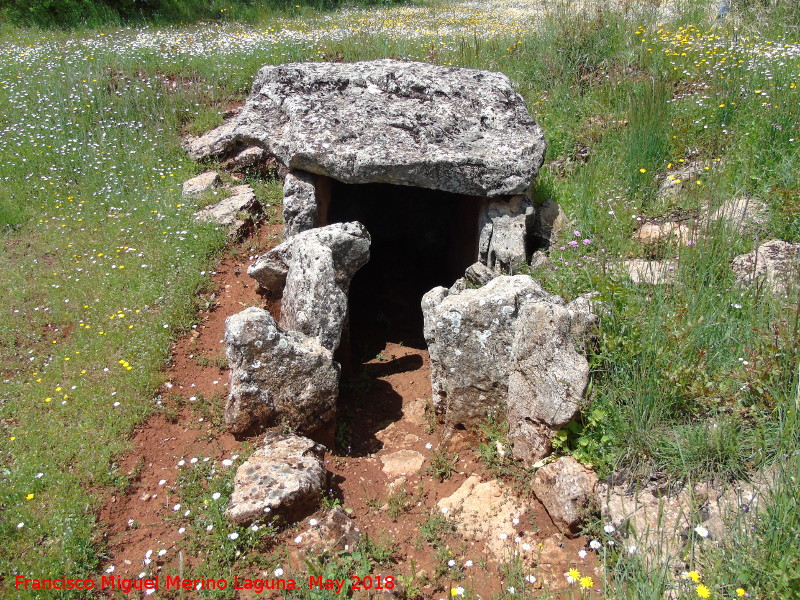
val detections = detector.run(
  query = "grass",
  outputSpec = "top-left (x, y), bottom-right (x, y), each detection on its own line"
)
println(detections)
top-left (0, 0), bottom-right (799, 597)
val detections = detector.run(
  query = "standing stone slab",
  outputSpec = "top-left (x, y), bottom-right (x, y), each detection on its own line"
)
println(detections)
top-left (248, 222), bottom-right (371, 351)
top-left (423, 275), bottom-right (597, 463)
top-left (282, 170), bottom-right (319, 238)
top-left (227, 432), bottom-right (326, 526)
top-left (183, 60), bottom-right (546, 197)
top-left (224, 307), bottom-right (339, 437)
top-left (507, 301), bottom-right (591, 464)
top-left (478, 195), bottom-right (536, 272)
top-left (422, 275), bottom-right (560, 430)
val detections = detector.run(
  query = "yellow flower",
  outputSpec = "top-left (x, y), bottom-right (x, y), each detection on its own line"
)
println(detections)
top-left (696, 584), bottom-right (711, 598)
top-left (26, 493), bottom-right (34, 500)
top-left (736, 589), bottom-right (746, 597)
top-left (580, 576), bottom-right (594, 589)
top-left (689, 571), bottom-right (701, 582)
top-left (569, 568), bottom-right (581, 580)
top-left (639, 168), bottom-right (647, 173)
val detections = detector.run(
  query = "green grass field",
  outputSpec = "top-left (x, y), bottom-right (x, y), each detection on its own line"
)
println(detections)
top-left (1, 0), bottom-right (799, 597)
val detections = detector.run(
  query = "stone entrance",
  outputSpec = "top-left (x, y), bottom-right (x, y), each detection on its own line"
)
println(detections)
top-left (187, 59), bottom-right (595, 466)
top-left (324, 180), bottom-right (483, 348)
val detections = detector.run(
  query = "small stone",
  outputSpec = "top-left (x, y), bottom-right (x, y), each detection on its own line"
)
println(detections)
top-left (182, 171), bottom-right (220, 198)
top-left (532, 457), bottom-right (598, 535)
top-left (226, 432), bottom-right (326, 526)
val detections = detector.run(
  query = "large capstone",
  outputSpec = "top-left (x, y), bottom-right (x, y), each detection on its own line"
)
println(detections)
top-left (422, 275), bottom-right (596, 464)
top-left (223, 307), bottom-right (339, 437)
top-left (227, 432), bottom-right (326, 526)
top-left (184, 60), bottom-right (546, 197)
top-left (247, 222), bottom-right (371, 351)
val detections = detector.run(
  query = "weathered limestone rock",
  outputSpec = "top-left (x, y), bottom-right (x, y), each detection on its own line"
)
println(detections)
top-left (227, 432), bottom-right (326, 526)
top-left (731, 239), bottom-right (799, 296)
top-left (294, 507), bottom-right (362, 555)
top-left (422, 276), bottom-right (560, 427)
top-left (709, 196), bottom-right (769, 233)
top-left (380, 450), bottom-right (426, 478)
top-left (507, 300), bottom-right (592, 463)
top-left (226, 146), bottom-right (270, 171)
top-left (182, 170), bottom-right (220, 197)
top-left (437, 475), bottom-right (524, 556)
top-left (464, 262), bottom-right (496, 288)
top-left (633, 221), bottom-right (696, 245)
top-left (184, 60), bottom-right (546, 197)
top-left (479, 195), bottom-right (536, 272)
top-left (224, 307), bottom-right (339, 437)
top-left (533, 198), bottom-right (565, 249)
top-left (532, 457), bottom-right (598, 535)
top-left (184, 118), bottom-right (239, 161)
top-left (194, 184), bottom-right (262, 238)
top-left (282, 170), bottom-right (319, 238)
top-left (620, 258), bottom-right (678, 285)
top-left (423, 275), bottom-right (596, 463)
top-left (248, 222), bottom-right (371, 351)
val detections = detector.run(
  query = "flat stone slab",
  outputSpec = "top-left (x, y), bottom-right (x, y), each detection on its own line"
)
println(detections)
top-left (380, 450), bottom-right (425, 477)
top-left (226, 432), bottom-right (326, 526)
top-left (185, 60), bottom-right (546, 197)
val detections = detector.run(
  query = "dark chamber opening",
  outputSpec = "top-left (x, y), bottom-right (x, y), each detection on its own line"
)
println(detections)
top-left (324, 179), bottom-right (482, 354)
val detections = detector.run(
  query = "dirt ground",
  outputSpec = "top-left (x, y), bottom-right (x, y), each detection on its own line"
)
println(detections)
top-left (97, 221), bottom-right (598, 599)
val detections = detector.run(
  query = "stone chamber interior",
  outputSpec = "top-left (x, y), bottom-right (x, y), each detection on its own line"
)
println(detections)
top-left (322, 178), bottom-right (482, 359)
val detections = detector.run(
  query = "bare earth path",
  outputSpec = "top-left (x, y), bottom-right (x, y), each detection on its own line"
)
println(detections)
top-left (97, 223), bottom-right (595, 598)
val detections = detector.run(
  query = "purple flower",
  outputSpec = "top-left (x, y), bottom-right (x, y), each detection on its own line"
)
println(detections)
top-left (568, 240), bottom-right (579, 248)
top-left (573, 230), bottom-right (581, 237)
top-left (582, 239), bottom-right (592, 245)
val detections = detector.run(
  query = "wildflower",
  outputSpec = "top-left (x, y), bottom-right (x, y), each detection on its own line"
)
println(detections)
top-left (589, 540), bottom-right (601, 550)
top-left (569, 568), bottom-right (581, 580)
top-left (525, 574), bottom-right (536, 584)
top-left (464, 560), bottom-right (473, 567)
top-left (507, 586), bottom-right (516, 594)
top-left (251, 525), bottom-right (259, 532)
top-left (294, 535), bottom-right (303, 544)
top-left (696, 584), bottom-right (711, 598)
top-left (221, 459), bottom-right (233, 467)
top-left (640, 168), bottom-right (647, 173)
top-left (521, 543), bottom-right (531, 552)
top-left (578, 549), bottom-right (587, 559)
top-left (499, 532), bottom-right (508, 540)
top-left (275, 568), bottom-right (284, 577)
top-left (309, 519), bottom-right (318, 527)
top-left (212, 492), bottom-right (221, 500)
top-left (580, 577), bottom-right (594, 589)
top-left (178, 527), bottom-right (186, 534)
top-left (628, 544), bottom-right (638, 554)
top-left (736, 589), bottom-right (746, 597)
top-left (451, 586), bottom-right (465, 596)
top-left (694, 525), bottom-right (709, 538)
top-left (228, 532), bottom-right (239, 541)
top-left (426, 442), bottom-right (433, 449)
top-left (573, 230), bottom-right (581, 237)
top-left (448, 559), bottom-right (456, 567)
top-left (603, 524), bottom-right (615, 534)
top-left (17, 522), bottom-right (24, 529)
top-left (26, 493), bottom-right (34, 500)
top-left (158, 549), bottom-right (167, 556)
top-left (441, 507), bottom-right (449, 514)
top-left (689, 571), bottom-right (701, 582)
top-left (206, 525), bottom-right (213, 532)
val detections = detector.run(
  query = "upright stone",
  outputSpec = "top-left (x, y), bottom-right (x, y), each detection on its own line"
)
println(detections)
top-left (248, 222), bottom-right (371, 351)
top-left (224, 307), bottom-right (339, 437)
